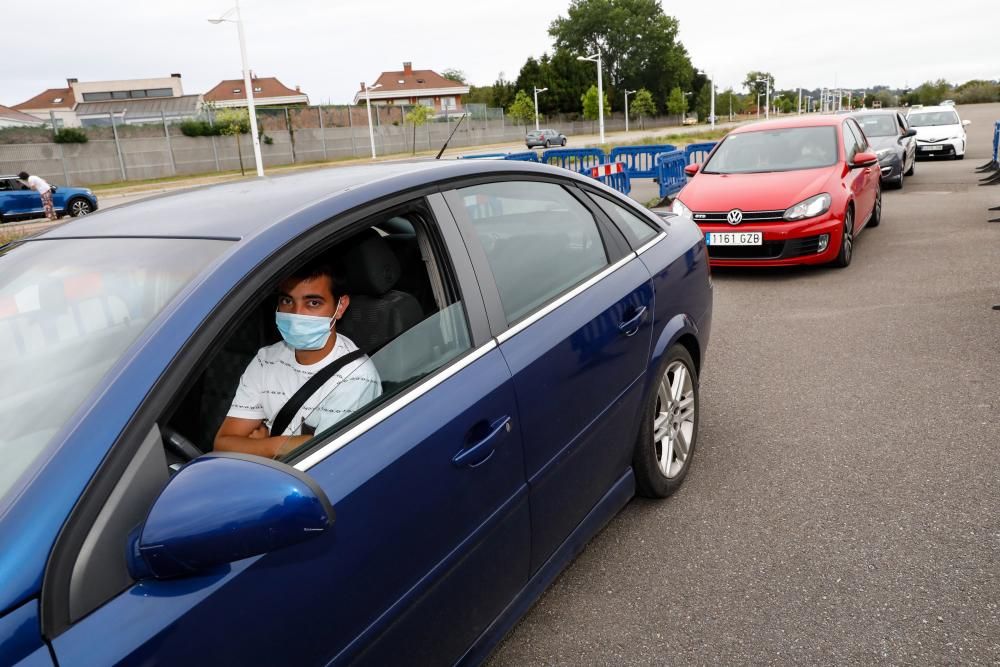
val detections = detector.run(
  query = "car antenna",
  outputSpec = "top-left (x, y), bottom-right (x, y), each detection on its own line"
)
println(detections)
top-left (435, 114), bottom-right (466, 160)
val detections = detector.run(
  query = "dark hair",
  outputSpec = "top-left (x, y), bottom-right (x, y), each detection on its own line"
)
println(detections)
top-left (287, 259), bottom-right (344, 298)
top-left (17, 172), bottom-right (29, 180)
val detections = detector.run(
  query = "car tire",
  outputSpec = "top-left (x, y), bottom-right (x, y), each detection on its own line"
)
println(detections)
top-left (955, 153), bottom-right (964, 160)
top-left (544, 140), bottom-right (550, 148)
top-left (68, 198), bottom-right (93, 217)
top-left (633, 344), bottom-right (699, 499)
top-left (831, 207), bottom-right (854, 268)
top-left (561, 138), bottom-right (566, 146)
top-left (904, 159), bottom-right (915, 177)
top-left (868, 188), bottom-right (882, 227)
top-left (892, 172), bottom-right (904, 190)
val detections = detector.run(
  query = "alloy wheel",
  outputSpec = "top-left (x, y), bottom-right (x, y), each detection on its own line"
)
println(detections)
top-left (71, 200), bottom-right (92, 216)
top-left (653, 361), bottom-right (696, 479)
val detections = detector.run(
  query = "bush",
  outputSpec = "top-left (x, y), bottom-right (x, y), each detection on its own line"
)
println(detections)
top-left (179, 120), bottom-right (221, 137)
top-left (54, 128), bottom-right (88, 144)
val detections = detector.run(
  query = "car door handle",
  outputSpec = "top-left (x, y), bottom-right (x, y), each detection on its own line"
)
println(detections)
top-left (452, 416), bottom-right (512, 468)
top-left (618, 305), bottom-right (648, 337)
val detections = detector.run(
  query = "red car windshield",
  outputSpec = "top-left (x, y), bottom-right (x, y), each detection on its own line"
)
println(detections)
top-left (703, 126), bottom-right (838, 174)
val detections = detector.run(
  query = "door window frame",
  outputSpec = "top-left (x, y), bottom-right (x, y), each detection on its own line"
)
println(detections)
top-left (440, 174), bottom-right (633, 339)
top-left (40, 188), bottom-right (489, 639)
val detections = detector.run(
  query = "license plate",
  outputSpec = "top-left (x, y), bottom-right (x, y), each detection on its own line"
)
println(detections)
top-left (922, 145), bottom-right (943, 152)
top-left (706, 232), bottom-right (762, 246)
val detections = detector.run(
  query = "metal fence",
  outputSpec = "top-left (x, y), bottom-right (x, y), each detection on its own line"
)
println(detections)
top-left (0, 104), bottom-right (701, 187)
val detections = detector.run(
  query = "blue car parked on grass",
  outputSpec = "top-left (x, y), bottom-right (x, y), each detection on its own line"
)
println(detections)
top-left (0, 160), bottom-right (711, 666)
top-left (0, 175), bottom-right (98, 223)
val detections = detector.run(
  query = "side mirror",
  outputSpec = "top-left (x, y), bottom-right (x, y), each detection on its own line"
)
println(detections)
top-left (962, 119), bottom-right (971, 126)
top-left (127, 453), bottom-right (334, 580)
top-left (851, 151), bottom-right (879, 168)
top-left (901, 128), bottom-right (917, 139)
top-left (684, 163), bottom-right (700, 176)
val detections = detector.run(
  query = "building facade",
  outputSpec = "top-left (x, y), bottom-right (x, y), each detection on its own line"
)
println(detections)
top-left (353, 62), bottom-right (470, 113)
top-left (203, 76), bottom-right (309, 108)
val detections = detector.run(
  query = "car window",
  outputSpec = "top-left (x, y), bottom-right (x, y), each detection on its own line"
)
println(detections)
top-left (855, 115), bottom-right (896, 137)
top-left (0, 238), bottom-right (229, 507)
top-left (0, 179), bottom-right (11, 191)
top-left (841, 122), bottom-right (860, 162)
top-left (703, 127), bottom-right (838, 174)
top-left (847, 120), bottom-right (868, 152)
top-left (457, 180), bottom-right (609, 324)
top-left (907, 111), bottom-right (960, 127)
top-left (587, 192), bottom-right (659, 246)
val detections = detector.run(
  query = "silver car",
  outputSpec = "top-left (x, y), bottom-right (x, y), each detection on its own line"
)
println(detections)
top-left (526, 128), bottom-right (567, 149)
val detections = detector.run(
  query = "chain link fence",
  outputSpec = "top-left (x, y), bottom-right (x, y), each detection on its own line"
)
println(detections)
top-left (0, 104), bottom-right (696, 187)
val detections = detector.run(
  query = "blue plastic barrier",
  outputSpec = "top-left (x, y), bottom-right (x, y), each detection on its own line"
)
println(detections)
top-left (993, 121), bottom-right (999, 162)
top-left (588, 163), bottom-right (631, 196)
top-left (684, 142), bottom-right (717, 165)
top-left (503, 151), bottom-right (540, 162)
top-left (459, 153), bottom-right (508, 159)
top-left (608, 145), bottom-right (677, 179)
top-left (656, 150), bottom-right (688, 199)
top-left (540, 147), bottom-right (607, 174)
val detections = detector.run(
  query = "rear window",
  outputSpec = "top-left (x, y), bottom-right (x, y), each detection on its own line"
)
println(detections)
top-left (0, 238), bottom-right (229, 506)
top-left (854, 115), bottom-right (897, 137)
top-left (702, 126), bottom-right (838, 174)
top-left (907, 111), bottom-right (960, 127)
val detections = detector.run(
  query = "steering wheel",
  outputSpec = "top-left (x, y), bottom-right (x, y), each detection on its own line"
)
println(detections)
top-left (160, 425), bottom-right (204, 462)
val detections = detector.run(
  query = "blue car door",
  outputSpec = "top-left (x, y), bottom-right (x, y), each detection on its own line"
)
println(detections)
top-left (7, 180), bottom-right (42, 216)
top-left (47, 196), bottom-right (529, 666)
top-left (444, 179), bottom-right (654, 572)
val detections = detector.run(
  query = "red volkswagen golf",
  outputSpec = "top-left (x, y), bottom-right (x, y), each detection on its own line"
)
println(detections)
top-left (673, 115), bottom-right (882, 268)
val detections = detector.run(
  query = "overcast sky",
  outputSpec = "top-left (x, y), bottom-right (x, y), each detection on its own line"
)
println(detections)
top-left (3, 0), bottom-right (996, 106)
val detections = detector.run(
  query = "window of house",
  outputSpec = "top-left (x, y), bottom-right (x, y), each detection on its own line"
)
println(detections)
top-left (418, 98), bottom-right (434, 107)
top-left (52, 97), bottom-right (63, 104)
top-left (456, 181), bottom-right (609, 324)
top-left (112, 91), bottom-right (129, 100)
top-left (233, 88), bottom-right (242, 94)
top-left (147, 89), bottom-right (173, 98)
top-left (82, 92), bottom-right (112, 102)
top-left (441, 97), bottom-right (457, 110)
top-left (253, 87), bottom-right (262, 93)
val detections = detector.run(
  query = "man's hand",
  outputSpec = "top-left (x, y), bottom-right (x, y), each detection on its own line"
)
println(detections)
top-left (214, 417), bottom-right (308, 459)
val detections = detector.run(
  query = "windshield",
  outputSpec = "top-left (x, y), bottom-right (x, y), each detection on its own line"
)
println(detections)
top-left (0, 238), bottom-right (228, 503)
top-left (702, 126), bottom-right (838, 174)
top-left (907, 111), bottom-right (960, 127)
top-left (854, 115), bottom-right (897, 137)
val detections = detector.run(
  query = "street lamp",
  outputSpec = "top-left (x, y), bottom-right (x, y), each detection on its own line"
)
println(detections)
top-left (624, 89), bottom-right (636, 132)
top-left (363, 83), bottom-right (383, 160)
top-left (577, 52), bottom-right (604, 144)
top-left (533, 86), bottom-right (547, 131)
top-left (756, 76), bottom-right (771, 120)
top-left (208, 0), bottom-right (264, 177)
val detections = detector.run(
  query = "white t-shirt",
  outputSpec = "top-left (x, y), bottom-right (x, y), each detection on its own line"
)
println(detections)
top-left (25, 175), bottom-right (51, 194)
top-left (227, 333), bottom-right (382, 437)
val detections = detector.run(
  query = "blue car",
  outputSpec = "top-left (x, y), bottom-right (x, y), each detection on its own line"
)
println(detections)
top-left (0, 175), bottom-right (98, 223)
top-left (0, 160), bottom-right (712, 666)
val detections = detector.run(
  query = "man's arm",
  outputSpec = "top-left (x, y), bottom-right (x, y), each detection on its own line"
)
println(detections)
top-left (214, 416), bottom-right (309, 458)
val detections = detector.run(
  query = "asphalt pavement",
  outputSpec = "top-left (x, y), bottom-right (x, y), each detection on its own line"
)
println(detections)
top-left (487, 103), bottom-right (1000, 665)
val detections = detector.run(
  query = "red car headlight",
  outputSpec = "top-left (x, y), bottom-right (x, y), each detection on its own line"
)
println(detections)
top-left (783, 193), bottom-right (831, 221)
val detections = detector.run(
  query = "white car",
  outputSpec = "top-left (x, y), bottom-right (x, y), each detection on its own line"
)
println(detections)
top-left (907, 105), bottom-right (971, 159)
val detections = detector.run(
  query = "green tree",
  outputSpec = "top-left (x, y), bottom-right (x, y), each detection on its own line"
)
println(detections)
top-left (549, 0), bottom-right (693, 111)
top-left (507, 90), bottom-right (537, 128)
top-left (666, 87), bottom-right (687, 116)
top-left (629, 88), bottom-right (656, 129)
top-left (441, 68), bottom-right (467, 84)
top-left (216, 108), bottom-right (251, 175)
top-left (581, 85), bottom-right (610, 121)
top-left (405, 104), bottom-right (433, 155)
top-left (743, 71), bottom-right (775, 99)
top-left (491, 73), bottom-right (518, 110)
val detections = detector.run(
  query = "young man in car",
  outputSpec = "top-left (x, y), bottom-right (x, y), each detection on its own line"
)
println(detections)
top-left (214, 260), bottom-right (381, 458)
top-left (18, 171), bottom-right (57, 221)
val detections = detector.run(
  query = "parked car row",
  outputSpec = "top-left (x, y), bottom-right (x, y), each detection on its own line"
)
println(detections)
top-left (671, 105), bottom-right (971, 269)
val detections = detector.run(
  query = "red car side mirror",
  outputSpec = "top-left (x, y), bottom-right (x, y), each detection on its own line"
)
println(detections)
top-left (851, 152), bottom-right (878, 168)
top-left (684, 163), bottom-right (700, 176)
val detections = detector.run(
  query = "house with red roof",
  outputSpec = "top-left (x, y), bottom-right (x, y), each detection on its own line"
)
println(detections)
top-left (204, 75), bottom-right (309, 108)
top-left (353, 62), bottom-right (470, 113)
top-left (0, 104), bottom-right (47, 128)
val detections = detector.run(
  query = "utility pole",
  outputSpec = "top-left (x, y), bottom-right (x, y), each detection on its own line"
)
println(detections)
top-left (797, 88), bottom-right (802, 114)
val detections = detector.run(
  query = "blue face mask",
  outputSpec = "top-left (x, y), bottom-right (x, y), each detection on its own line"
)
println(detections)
top-left (275, 312), bottom-right (335, 351)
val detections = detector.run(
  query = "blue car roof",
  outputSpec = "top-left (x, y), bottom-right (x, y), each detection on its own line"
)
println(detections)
top-left (37, 160), bottom-right (580, 241)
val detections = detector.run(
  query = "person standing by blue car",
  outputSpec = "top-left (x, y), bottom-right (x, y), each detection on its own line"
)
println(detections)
top-left (18, 171), bottom-right (57, 221)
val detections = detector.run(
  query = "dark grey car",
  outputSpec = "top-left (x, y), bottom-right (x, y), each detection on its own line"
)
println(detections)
top-left (850, 110), bottom-right (917, 189)
top-left (526, 128), bottom-right (567, 149)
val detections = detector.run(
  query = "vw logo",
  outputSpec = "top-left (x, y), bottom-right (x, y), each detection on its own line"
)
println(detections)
top-left (726, 209), bottom-right (743, 226)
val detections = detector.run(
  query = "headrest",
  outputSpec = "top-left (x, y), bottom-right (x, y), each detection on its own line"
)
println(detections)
top-left (338, 229), bottom-right (401, 296)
